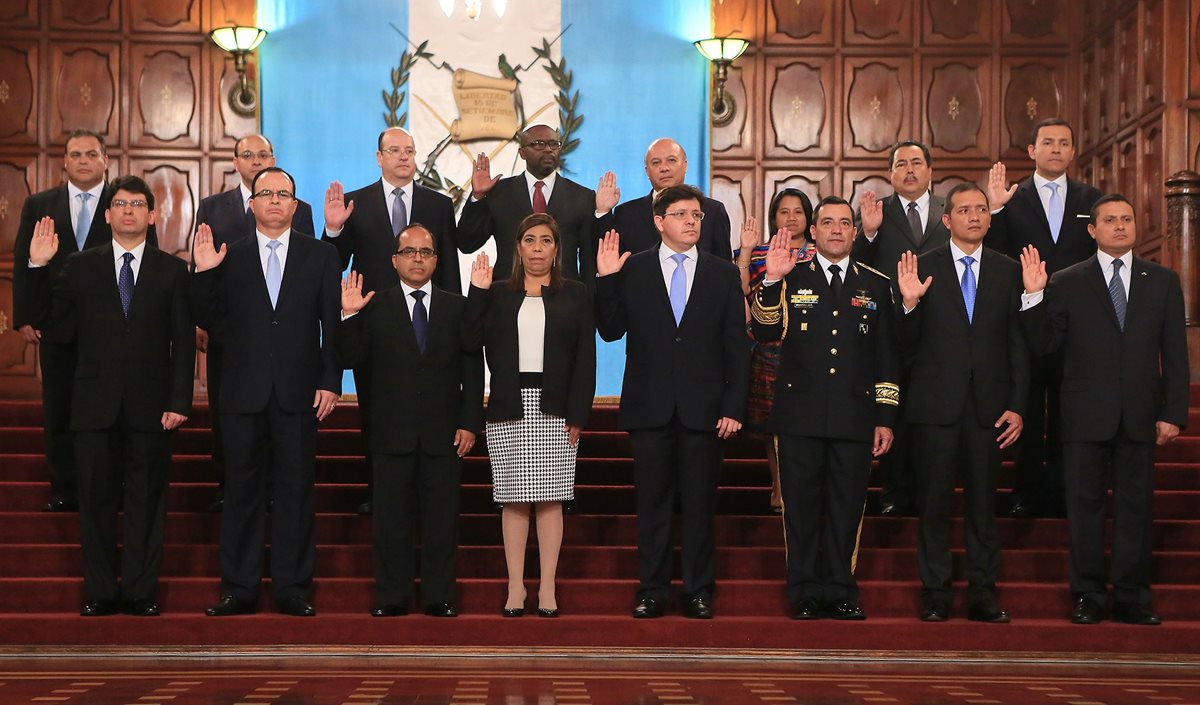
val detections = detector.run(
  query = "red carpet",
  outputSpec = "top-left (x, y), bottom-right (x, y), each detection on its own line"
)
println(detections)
top-left (0, 397), bottom-right (1198, 655)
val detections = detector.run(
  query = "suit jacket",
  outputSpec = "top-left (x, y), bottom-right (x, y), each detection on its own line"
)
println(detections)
top-left (195, 186), bottom-right (315, 250)
top-left (984, 176), bottom-right (1102, 275)
top-left (463, 279), bottom-right (596, 427)
top-left (14, 183), bottom-right (159, 331)
top-left (900, 246), bottom-right (1029, 427)
top-left (458, 174), bottom-right (596, 282)
top-left (1020, 254), bottom-right (1189, 444)
top-left (323, 180), bottom-right (460, 294)
top-left (595, 249), bottom-right (749, 431)
top-left (191, 232), bottom-right (342, 415)
top-left (751, 260), bottom-right (899, 442)
top-left (852, 193), bottom-right (950, 278)
top-left (598, 192), bottom-right (732, 261)
top-left (335, 284), bottom-right (483, 455)
top-left (26, 243), bottom-right (193, 432)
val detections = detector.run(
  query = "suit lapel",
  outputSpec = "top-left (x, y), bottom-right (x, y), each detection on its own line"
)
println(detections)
top-left (884, 195), bottom-right (919, 249)
top-left (93, 243), bottom-right (123, 318)
top-left (1084, 254), bottom-right (1123, 331)
top-left (1018, 178), bottom-right (1053, 244)
top-left (935, 247), bottom-right (970, 325)
top-left (127, 247), bottom-right (158, 319)
top-left (423, 286), bottom-right (445, 356)
top-left (368, 181), bottom-right (392, 236)
top-left (54, 187), bottom-right (80, 254)
top-left (1126, 257), bottom-right (1152, 335)
top-left (391, 286), bottom-right (422, 355)
top-left (925, 195), bottom-right (946, 241)
top-left (678, 253), bottom-right (712, 329)
top-left (642, 250), bottom-right (677, 326)
top-left (275, 235), bottom-right (309, 308)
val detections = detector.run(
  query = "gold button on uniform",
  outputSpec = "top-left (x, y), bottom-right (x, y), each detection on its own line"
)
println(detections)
top-left (832, 329), bottom-right (838, 336)
top-left (829, 367), bottom-right (837, 374)
top-left (833, 310), bottom-right (839, 317)
top-left (831, 348), bottom-right (838, 356)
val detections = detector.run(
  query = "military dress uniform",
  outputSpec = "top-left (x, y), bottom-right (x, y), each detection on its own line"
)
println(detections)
top-left (752, 257), bottom-right (899, 618)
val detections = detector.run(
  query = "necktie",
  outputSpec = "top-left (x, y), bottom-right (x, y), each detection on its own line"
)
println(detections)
top-left (668, 253), bottom-right (688, 325)
top-left (391, 187), bottom-right (408, 238)
top-left (828, 263), bottom-right (842, 299)
top-left (960, 255), bottom-right (977, 324)
top-left (265, 240), bottom-right (282, 309)
top-left (245, 203), bottom-right (254, 229)
top-left (1046, 182), bottom-right (1064, 243)
top-left (76, 192), bottom-right (92, 250)
top-left (1109, 259), bottom-right (1127, 331)
top-left (906, 201), bottom-right (923, 244)
top-left (118, 252), bottom-right (134, 317)
top-left (411, 290), bottom-right (428, 353)
top-left (532, 180), bottom-right (547, 214)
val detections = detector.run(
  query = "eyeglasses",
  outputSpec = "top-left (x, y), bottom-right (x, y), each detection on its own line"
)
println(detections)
top-left (252, 189), bottom-right (295, 201)
top-left (237, 150), bottom-right (274, 160)
top-left (109, 199), bottom-right (148, 209)
top-left (394, 247), bottom-right (437, 258)
top-left (380, 146), bottom-right (415, 157)
top-left (663, 209), bottom-right (705, 221)
top-left (524, 140), bottom-right (562, 151)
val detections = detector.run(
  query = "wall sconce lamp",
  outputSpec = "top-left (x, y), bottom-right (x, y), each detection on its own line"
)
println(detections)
top-left (693, 36), bottom-right (749, 127)
top-left (210, 25), bottom-right (268, 117)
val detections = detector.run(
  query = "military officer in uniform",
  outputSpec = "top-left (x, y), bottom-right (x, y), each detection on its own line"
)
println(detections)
top-left (752, 195), bottom-right (900, 621)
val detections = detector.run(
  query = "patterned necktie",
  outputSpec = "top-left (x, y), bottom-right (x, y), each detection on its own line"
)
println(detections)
top-left (828, 263), bottom-right (842, 299)
top-left (960, 255), bottom-right (977, 324)
top-left (265, 240), bottom-right (282, 309)
top-left (391, 187), bottom-right (407, 237)
top-left (533, 180), bottom-right (547, 214)
top-left (411, 290), bottom-right (428, 353)
top-left (668, 253), bottom-right (688, 325)
top-left (906, 201), bottom-right (923, 244)
top-left (1046, 182), bottom-right (1064, 243)
top-left (1109, 259), bottom-right (1127, 331)
top-left (76, 192), bottom-right (92, 250)
top-left (118, 252), bottom-right (134, 317)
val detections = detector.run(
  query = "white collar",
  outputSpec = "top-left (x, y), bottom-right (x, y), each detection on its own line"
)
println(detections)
top-left (239, 182), bottom-right (254, 209)
top-left (1097, 249), bottom-right (1133, 272)
top-left (1033, 172), bottom-right (1068, 193)
top-left (381, 177), bottom-right (414, 200)
top-left (949, 239), bottom-right (983, 262)
top-left (400, 279), bottom-right (433, 298)
top-left (526, 170), bottom-right (557, 191)
top-left (256, 229), bottom-right (292, 249)
top-left (68, 180), bottom-right (105, 201)
top-left (112, 238), bottom-right (147, 261)
top-left (659, 243), bottom-right (697, 263)
top-left (815, 252), bottom-right (849, 273)
top-left (897, 190), bottom-right (930, 211)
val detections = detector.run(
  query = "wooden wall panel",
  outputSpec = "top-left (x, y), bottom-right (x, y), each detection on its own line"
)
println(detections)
top-left (49, 44), bottom-right (120, 145)
top-left (0, 43), bottom-right (37, 144)
top-left (132, 159), bottom-right (199, 259)
top-left (0, 0), bottom-right (38, 26)
top-left (1003, 0), bottom-right (1068, 43)
top-left (50, 0), bottom-right (120, 31)
top-left (130, 45), bottom-right (200, 148)
top-left (712, 60), bottom-right (752, 156)
top-left (1001, 60), bottom-right (1065, 156)
top-left (845, 0), bottom-right (911, 44)
top-left (767, 58), bottom-right (832, 158)
top-left (769, 0), bottom-right (832, 44)
top-left (925, 0), bottom-right (990, 44)
top-left (844, 59), bottom-right (911, 157)
top-left (0, 156), bottom-right (35, 257)
top-left (1142, 0), bottom-right (1164, 111)
top-left (131, 0), bottom-right (201, 33)
top-left (763, 168), bottom-right (833, 219)
top-left (924, 59), bottom-right (988, 157)
top-left (712, 169), bottom-right (755, 249)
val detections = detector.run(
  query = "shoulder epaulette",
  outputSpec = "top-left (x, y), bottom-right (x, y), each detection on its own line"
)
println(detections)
top-left (855, 262), bottom-right (890, 281)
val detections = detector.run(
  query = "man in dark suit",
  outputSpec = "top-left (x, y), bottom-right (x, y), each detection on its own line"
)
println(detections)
top-left (895, 183), bottom-right (1029, 623)
top-left (1020, 194), bottom-right (1188, 626)
top-left (986, 118), bottom-right (1103, 518)
top-left (13, 129), bottom-right (158, 512)
top-left (193, 167), bottom-right (342, 617)
top-left (323, 127), bottom-right (460, 514)
top-left (336, 225), bottom-right (483, 618)
top-left (459, 124), bottom-right (602, 282)
top-left (853, 140), bottom-right (951, 517)
top-left (194, 133), bottom-right (316, 512)
top-left (751, 196), bottom-right (899, 621)
top-left (25, 175), bottom-right (193, 617)
top-left (596, 138), bottom-right (732, 259)
top-left (595, 184), bottom-right (750, 620)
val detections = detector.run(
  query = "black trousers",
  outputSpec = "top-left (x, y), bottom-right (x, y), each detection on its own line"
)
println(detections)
top-left (205, 341), bottom-right (226, 491)
top-left (911, 395), bottom-right (1001, 607)
top-left (352, 365), bottom-right (375, 495)
top-left (628, 416), bottom-right (723, 603)
top-left (1063, 430), bottom-right (1156, 607)
top-left (75, 413), bottom-right (170, 604)
top-left (777, 434), bottom-right (871, 605)
top-left (39, 340), bottom-right (77, 503)
top-left (1013, 352), bottom-right (1065, 511)
top-left (372, 448), bottom-right (461, 607)
top-left (219, 392), bottom-right (316, 602)
top-left (878, 369), bottom-right (913, 508)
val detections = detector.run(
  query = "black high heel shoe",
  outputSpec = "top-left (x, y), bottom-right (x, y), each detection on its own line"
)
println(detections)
top-left (502, 591), bottom-right (527, 617)
top-left (537, 607), bottom-right (559, 618)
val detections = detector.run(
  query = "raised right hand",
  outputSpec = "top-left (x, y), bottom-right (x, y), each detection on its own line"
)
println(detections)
top-left (763, 229), bottom-right (798, 281)
top-left (324, 180), bottom-right (355, 231)
top-left (471, 153), bottom-right (501, 198)
top-left (1019, 245), bottom-right (1048, 294)
top-left (858, 189), bottom-right (883, 237)
top-left (596, 229), bottom-right (630, 277)
top-left (738, 215), bottom-right (761, 251)
top-left (192, 224), bottom-right (227, 272)
top-left (987, 162), bottom-right (1017, 210)
top-left (896, 251), bottom-right (932, 309)
top-left (470, 252), bottom-right (494, 290)
top-left (340, 270), bottom-right (375, 315)
top-left (28, 216), bottom-right (59, 267)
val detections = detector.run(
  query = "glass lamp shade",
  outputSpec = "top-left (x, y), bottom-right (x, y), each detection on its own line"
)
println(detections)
top-left (210, 26), bottom-right (268, 53)
top-left (693, 37), bottom-right (749, 63)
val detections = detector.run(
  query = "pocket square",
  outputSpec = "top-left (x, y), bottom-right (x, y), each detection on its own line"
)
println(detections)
top-left (1076, 213), bottom-right (1090, 218)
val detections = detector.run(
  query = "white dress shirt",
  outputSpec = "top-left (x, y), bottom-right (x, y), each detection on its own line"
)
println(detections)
top-left (112, 239), bottom-right (147, 284)
top-left (256, 229), bottom-right (291, 276)
top-left (517, 295), bottom-right (546, 373)
top-left (239, 182), bottom-right (254, 213)
top-left (67, 180), bottom-right (105, 235)
top-left (659, 243), bottom-right (698, 304)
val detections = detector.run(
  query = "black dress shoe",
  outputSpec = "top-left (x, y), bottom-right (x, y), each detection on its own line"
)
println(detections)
top-left (277, 596), bottom-right (315, 617)
top-left (206, 595), bottom-right (256, 616)
top-left (424, 603), bottom-right (458, 617)
top-left (1008, 499), bottom-right (1035, 518)
top-left (879, 501), bottom-right (914, 517)
top-left (123, 599), bottom-right (160, 616)
top-left (1069, 597), bottom-right (1104, 625)
top-left (357, 499), bottom-right (373, 515)
top-left (967, 602), bottom-right (1010, 623)
top-left (80, 600), bottom-right (119, 616)
top-left (1112, 602), bottom-right (1161, 626)
top-left (682, 596), bottom-right (713, 619)
top-left (791, 598), bottom-right (822, 620)
top-left (371, 604), bottom-right (408, 617)
top-left (827, 600), bottom-right (866, 620)
top-left (632, 597), bottom-right (664, 619)
top-left (43, 498), bottom-right (78, 512)
top-left (502, 607), bottom-right (525, 617)
top-left (920, 601), bottom-right (950, 622)
top-left (537, 607), bottom-right (560, 618)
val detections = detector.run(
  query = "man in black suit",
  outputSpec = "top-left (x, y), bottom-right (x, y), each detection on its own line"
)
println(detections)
top-left (896, 183), bottom-right (1029, 623)
top-left (986, 118), bottom-right (1103, 518)
top-left (26, 175), bottom-right (193, 617)
top-left (752, 196), bottom-right (899, 621)
top-left (595, 184), bottom-right (750, 620)
top-left (193, 167), bottom-right (342, 617)
top-left (13, 129), bottom-right (158, 512)
top-left (1020, 194), bottom-right (1188, 626)
top-left (853, 140), bottom-right (950, 517)
top-left (323, 127), bottom-right (460, 514)
top-left (194, 133), bottom-right (316, 512)
top-left (336, 225), bottom-right (483, 618)
top-left (596, 138), bottom-right (732, 259)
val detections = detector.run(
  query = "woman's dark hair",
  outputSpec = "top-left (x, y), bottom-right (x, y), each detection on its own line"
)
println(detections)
top-left (767, 188), bottom-right (814, 237)
top-left (507, 212), bottom-right (565, 293)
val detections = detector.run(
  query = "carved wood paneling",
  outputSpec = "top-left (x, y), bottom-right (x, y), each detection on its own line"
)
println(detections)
top-left (131, 45), bottom-right (200, 148)
top-left (1116, 11), bottom-right (1139, 128)
top-left (131, 159), bottom-right (198, 259)
top-left (844, 58), bottom-right (911, 158)
top-left (713, 61), bottom-right (752, 156)
top-left (0, 0), bottom-right (37, 29)
top-left (1096, 32), bottom-right (1114, 139)
top-left (1002, 60), bottom-right (1064, 155)
top-left (932, 173), bottom-right (984, 201)
top-left (714, 0), bottom-right (760, 42)
top-left (1141, 121), bottom-right (1164, 247)
top-left (213, 161), bottom-right (239, 195)
top-left (1079, 44), bottom-right (1098, 150)
top-left (925, 0), bottom-right (990, 44)
top-left (1004, 0), bottom-right (1067, 43)
top-left (845, 0), bottom-right (911, 44)
top-left (766, 58), bottom-right (831, 158)
top-left (48, 43), bottom-right (120, 145)
top-left (924, 59), bottom-right (987, 157)
top-left (0, 43), bottom-right (37, 144)
top-left (763, 168), bottom-right (833, 223)
top-left (712, 169), bottom-right (755, 243)
top-left (0, 272), bottom-right (38, 384)
top-left (0, 156), bottom-right (34, 256)
top-left (132, 0), bottom-right (201, 33)
top-left (768, 0), bottom-right (832, 45)
top-left (1142, 0), bottom-right (1164, 110)
top-left (50, 0), bottom-right (119, 31)
top-left (842, 172), bottom-right (893, 216)
top-left (1096, 148), bottom-right (1116, 195)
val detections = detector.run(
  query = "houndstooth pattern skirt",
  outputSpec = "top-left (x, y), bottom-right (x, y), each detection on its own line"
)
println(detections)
top-left (487, 387), bottom-right (577, 504)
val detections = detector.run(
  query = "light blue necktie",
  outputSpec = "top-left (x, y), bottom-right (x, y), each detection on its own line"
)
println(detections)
top-left (1109, 259), bottom-right (1127, 331)
top-left (265, 240), bottom-right (282, 309)
top-left (960, 255), bottom-right (976, 324)
top-left (668, 253), bottom-right (688, 325)
top-left (1046, 182), bottom-right (1064, 243)
top-left (391, 187), bottom-right (407, 237)
top-left (75, 192), bottom-right (92, 250)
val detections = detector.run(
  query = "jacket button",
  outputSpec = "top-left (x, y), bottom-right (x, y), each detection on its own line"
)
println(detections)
top-left (786, 383), bottom-right (792, 389)
top-left (675, 337), bottom-right (681, 342)
top-left (830, 348), bottom-right (838, 356)
top-left (833, 310), bottom-right (839, 317)
top-left (272, 320), bottom-right (279, 326)
top-left (831, 329), bottom-right (838, 336)
top-left (829, 367), bottom-right (836, 374)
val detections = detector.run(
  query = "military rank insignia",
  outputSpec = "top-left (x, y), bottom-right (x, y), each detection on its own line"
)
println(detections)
top-left (850, 291), bottom-right (876, 310)
top-left (789, 289), bottom-right (819, 308)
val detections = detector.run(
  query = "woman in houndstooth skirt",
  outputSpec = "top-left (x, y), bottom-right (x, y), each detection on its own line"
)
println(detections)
top-left (464, 213), bottom-right (596, 618)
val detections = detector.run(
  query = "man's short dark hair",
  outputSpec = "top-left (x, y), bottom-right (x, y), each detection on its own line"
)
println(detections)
top-left (944, 182), bottom-right (989, 210)
top-left (652, 184), bottom-right (706, 217)
top-left (811, 195), bottom-right (853, 224)
top-left (251, 166), bottom-right (296, 194)
top-left (887, 140), bottom-right (931, 169)
top-left (233, 134), bottom-right (274, 157)
top-left (1090, 193), bottom-right (1134, 224)
top-left (65, 128), bottom-right (106, 157)
top-left (107, 175), bottom-right (155, 211)
top-left (1029, 118), bottom-right (1075, 147)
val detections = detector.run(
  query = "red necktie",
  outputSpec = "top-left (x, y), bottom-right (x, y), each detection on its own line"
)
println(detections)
top-left (533, 180), bottom-right (547, 214)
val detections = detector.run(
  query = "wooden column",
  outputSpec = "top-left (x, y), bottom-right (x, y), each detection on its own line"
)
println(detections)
top-left (1165, 170), bottom-right (1200, 375)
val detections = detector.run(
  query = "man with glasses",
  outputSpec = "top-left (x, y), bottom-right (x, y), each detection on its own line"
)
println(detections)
top-left (14, 129), bottom-right (159, 513)
top-left (194, 134), bottom-right (315, 512)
